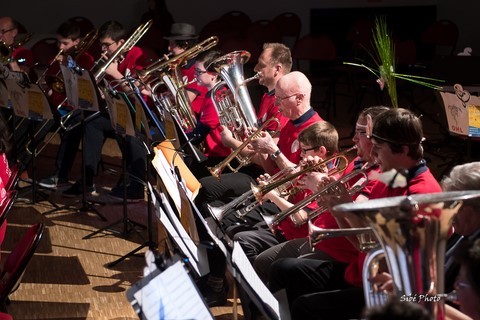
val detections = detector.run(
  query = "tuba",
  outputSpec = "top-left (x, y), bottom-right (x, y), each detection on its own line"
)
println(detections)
top-left (207, 51), bottom-right (272, 175)
top-left (333, 190), bottom-right (480, 317)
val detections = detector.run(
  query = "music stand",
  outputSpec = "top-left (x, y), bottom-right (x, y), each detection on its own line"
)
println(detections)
top-left (56, 66), bottom-right (107, 220)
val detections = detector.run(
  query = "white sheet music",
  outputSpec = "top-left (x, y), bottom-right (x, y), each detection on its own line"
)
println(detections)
top-left (232, 242), bottom-right (281, 319)
top-left (132, 260), bottom-right (213, 320)
top-left (149, 183), bottom-right (208, 277)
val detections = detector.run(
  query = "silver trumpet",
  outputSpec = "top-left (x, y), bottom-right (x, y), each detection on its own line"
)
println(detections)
top-left (333, 190), bottom-right (480, 316)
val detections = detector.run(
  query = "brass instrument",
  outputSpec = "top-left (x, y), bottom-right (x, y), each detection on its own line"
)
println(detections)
top-left (141, 36), bottom-right (218, 133)
top-left (264, 162), bottom-right (374, 232)
top-left (251, 146), bottom-right (356, 204)
top-left (0, 33), bottom-right (32, 65)
top-left (207, 165), bottom-right (297, 223)
top-left (208, 51), bottom-right (271, 174)
top-left (308, 219), bottom-right (373, 249)
top-left (333, 190), bottom-right (480, 316)
top-left (93, 20), bottom-right (152, 82)
top-left (207, 115), bottom-right (280, 180)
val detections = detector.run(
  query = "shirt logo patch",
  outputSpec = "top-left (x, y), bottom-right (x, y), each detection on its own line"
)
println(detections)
top-left (291, 139), bottom-right (299, 153)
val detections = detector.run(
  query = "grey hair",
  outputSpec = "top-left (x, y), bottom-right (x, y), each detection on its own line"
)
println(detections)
top-left (441, 162), bottom-right (480, 207)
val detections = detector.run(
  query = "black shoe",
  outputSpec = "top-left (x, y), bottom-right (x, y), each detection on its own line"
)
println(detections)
top-left (39, 174), bottom-right (69, 189)
top-left (62, 181), bottom-right (96, 198)
top-left (202, 286), bottom-right (227, 307)
top-left (109, 185), bottom-right (144, 202)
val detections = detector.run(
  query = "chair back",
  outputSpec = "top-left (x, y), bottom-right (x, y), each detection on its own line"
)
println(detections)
top-left (421, 19), bottom-right (459, 56)
top-left (67, 16), bottom-right (95, 37)
top-left (272, 12), bottom-right (302, 48)
top-left (0, 223), bottom-right (45, 304)
top-left (5, 163), bottom-right (19, 192)
top-left (246, 20), bottom-right (282, 47)
top-left (30, 37), bottom-right (58, 67)
top-left (0, 190), bottom-right (17, 229)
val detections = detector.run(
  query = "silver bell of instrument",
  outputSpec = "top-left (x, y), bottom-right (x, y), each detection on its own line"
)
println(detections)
top-left (333, 190), bottom-right (480, 319)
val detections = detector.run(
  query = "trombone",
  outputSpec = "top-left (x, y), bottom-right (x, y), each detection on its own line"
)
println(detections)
top-left (0, 33), bottom-right (32, 65)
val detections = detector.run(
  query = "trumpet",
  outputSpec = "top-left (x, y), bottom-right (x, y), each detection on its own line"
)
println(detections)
top-left (207, 165), bottom-right (296, 223)
top-left (308, 219), bottom-right (374, 249)
top-left (208, 115), bottom-right (280, 180)
top-left (263, 162), bottom-right (375, 232)
top-left (251, 146), bottom-right (356, 204)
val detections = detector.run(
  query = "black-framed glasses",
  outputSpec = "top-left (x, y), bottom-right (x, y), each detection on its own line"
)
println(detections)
top-left (194, 68), bottom-right (208, 76)
top-left (354, 129), bottom-right (368, 137)
top-left (301, 146), bottom-right (320, 154)
top-left (0, 27), bottom-right (15, 35)
top-left (274, 93), bottom-right (303, 105)
top-left (100, 41), bottom-right (115, 48)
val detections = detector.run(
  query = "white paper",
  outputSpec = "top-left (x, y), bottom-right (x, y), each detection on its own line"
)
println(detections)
top-left (132, 261), bottom-right (213, 320)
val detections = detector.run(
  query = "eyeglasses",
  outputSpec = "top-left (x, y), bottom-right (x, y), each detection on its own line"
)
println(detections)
top-left (0, 27), bottom-right (15, 35)
top-left (100, 41), bottom-right (115, 48)
top-left (301, 146), bottom-right (319, 154)
top-left (194, 68), bottom-right (208, 75)
top-left (354, 130), bottom-right (368, 137)
top-left (274, 93), bottom-right (304, 105)
top-left (455, 280), bottom-right (471, 290)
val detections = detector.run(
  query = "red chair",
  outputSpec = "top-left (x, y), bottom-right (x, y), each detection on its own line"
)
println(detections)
top-left (246, 20), bottom-right (282, 47)
top-left (0, 191), bottom-right (17, 230)
top-left (219, 37), bottom-right (261, 65)
top-left (5, 164), bottom-right (19, 193)
top-left (30, 38), bottom-right (58, 67)
top-left (272, 12), bottom-right (302, 48)
top-left (219, 11), bottom-right (252, 37)
top-left (67, 16), bottom-right (95, 36)
top-left (0, 223), bottom-right (45, 309)
top-left (420, 19), bottom-right (459, 57)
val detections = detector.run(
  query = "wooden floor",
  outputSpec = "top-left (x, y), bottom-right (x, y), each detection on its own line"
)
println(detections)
top-left (3, 138), bottom-right (242, 319)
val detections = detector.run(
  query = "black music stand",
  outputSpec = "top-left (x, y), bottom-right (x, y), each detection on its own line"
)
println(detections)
top-left (50, 67), bottom-right (107, 220)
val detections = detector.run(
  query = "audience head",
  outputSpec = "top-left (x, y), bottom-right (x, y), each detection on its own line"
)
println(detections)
top-left (298, 121), bottom-right (338, 159)
top-left (254, 42), bottom-right (292, 91)
top-left (370, 108), bottom-right (424, 171)
top-left (364, 299), bottom-right (430, 320)
top-left (454, 238), bottom-right (480, 319)
top-left (354, 106), bottom-right (389, 162)
top-left (0, 16), bottom-right (18, 46)
top-left (441, 162), bottom-right (480, 236)
top-left (274, 71), bottom-right (312, 120)
top-left (165, 23), bottom-right (198, 55)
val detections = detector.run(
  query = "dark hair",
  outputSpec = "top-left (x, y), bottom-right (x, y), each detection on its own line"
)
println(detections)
top-left (98, 20), bottom-right (125, 42)
top-left (298, 121), bottom-right (338, 155)
top-left (358, 106), bottom-right (390, 123)
top-left (56, 21), bottom-right (81, 40)
top-left (455, 238), bottom-right (480, 296)
top-left (364, 299), bottom-right (430, 320)
top-left (263, 43), bottom-right (292, 73)
top-left (197, 50), bottom-right (223, 72)
top-left (371, 108), bottom-right (424, 159)
top-left (173, 39), bottom-right (197, 50)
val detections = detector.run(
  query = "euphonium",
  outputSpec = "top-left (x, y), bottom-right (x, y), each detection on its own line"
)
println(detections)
top-left (93, 20), bottom-right (152, 82)
top-left (333, 190), bottom-right (480, 318)
top-left (0, 33), bottom-right (32, 65)
top-left (251, 146), bottom-right (356, 204)
top-left (264, 162), bottom-right (375, 232)
top-left (207, 115), bottom-right (280, 180)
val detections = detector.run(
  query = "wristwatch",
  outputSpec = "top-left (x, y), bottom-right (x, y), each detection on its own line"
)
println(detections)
top-left (270, 149), bottom-right (282, 160)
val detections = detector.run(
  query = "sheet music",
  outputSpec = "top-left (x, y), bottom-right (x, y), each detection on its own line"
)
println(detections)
top-left (152, 149), bottom-right (182, 211)
top-left (148, 183), bottom-right (208, 276)
top-left (62, 65), bottom-right (99, 111)
top-left (4, 79), bottom-right (51, 120)
top-left (130, 260), bottom-right (213, 320)
top-left (232, 242), bottom-right (281, 319)
top-left (439, 86), bottom-right (480, 137)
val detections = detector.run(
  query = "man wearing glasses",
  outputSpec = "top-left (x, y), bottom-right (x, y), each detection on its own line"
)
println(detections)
top-left (0, 16), bottom-right (32, 74)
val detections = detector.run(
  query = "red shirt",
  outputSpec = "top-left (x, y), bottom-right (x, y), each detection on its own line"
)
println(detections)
top-left (182, 59), bottom-right (207, 115)
top-left (277, 108), bottom-right (323, 165)
top-left (257, 91), bottom-right (289, 132)
top-left (199, 90), bottom-right (231, 157)
top-left (343, 161), bottom-right (442, 287)
top-left (117, 46), bottom-right (144, 77)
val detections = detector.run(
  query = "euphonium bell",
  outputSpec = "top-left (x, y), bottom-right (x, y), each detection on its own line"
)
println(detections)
top-left (333, 190), bottom-right (480, 318)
